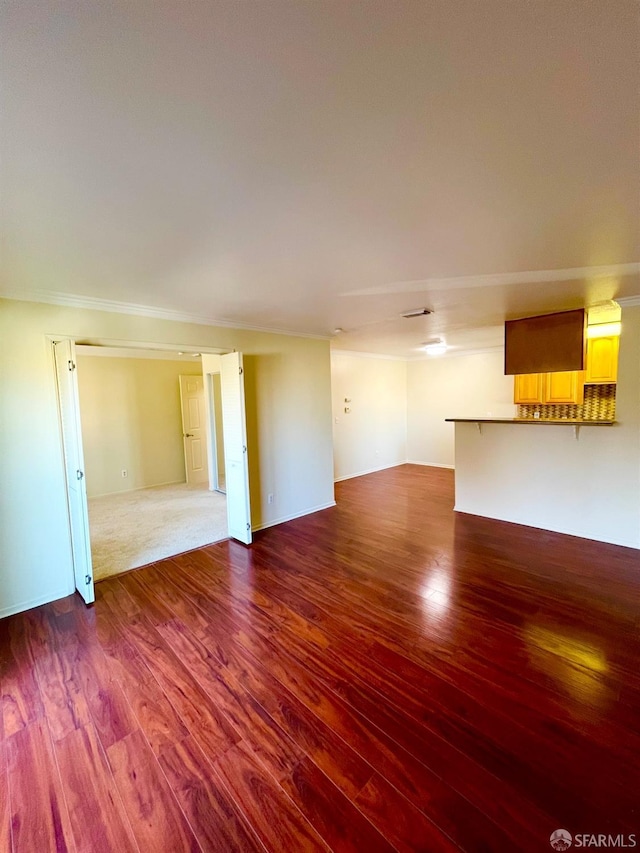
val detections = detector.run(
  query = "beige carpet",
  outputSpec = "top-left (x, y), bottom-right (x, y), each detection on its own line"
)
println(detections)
top-left (88, 483), bottom-right (228, 581)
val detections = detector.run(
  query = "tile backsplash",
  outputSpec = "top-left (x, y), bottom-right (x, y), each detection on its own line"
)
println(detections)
top-left (518, 384), bottom-right (616, 421)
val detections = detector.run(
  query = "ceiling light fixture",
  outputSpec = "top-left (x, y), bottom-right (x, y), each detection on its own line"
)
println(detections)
top-left (421, 338), bottom-right (447, 355)
top-left (401, 308), bottom-right (433, 318)
top-left (333, 327), bottom-right (344, 334)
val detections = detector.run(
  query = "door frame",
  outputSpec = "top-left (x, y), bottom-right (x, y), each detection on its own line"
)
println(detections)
top-left (50, 336), bottom-right (252, 599)
top-left (206, 371), bottom-right (226, 494)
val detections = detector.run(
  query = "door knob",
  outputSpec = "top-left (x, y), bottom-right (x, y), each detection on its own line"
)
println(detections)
top-left (184, 433), bottom-right (194, 437)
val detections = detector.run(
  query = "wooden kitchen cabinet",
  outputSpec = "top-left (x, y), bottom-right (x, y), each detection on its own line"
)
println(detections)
top-left (585, 335), bottom-right (619, 384)
top-left (514, 370), bottom-right (584, 404)
top-left (544, 370), bottom-right (585, 404)
top-left (514, 334), bottom-right (619, 403)
top-left (514, 373), bottom-right (544, 404)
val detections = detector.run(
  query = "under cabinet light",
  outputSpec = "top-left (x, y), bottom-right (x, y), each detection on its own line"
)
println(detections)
top-left (586, 322), bottom-right (621, 339)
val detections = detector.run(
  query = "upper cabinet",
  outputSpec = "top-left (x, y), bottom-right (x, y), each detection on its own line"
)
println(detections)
top-left (585, 335), bottom-right (619, 384)
top-left (514, 373), bottom-right (544, 404)
top-left (513, 334), bottom-right (619, 403)
top-left (544, 370), bottom-right (585, 405)
top-left (514, 371), bottom-right (584, 404)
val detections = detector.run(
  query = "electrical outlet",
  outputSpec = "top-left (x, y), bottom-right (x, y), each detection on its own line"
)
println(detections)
top-left (121, 469), bottom-right (128, 478)
top-left (268, 493), bottom-right (274, 504)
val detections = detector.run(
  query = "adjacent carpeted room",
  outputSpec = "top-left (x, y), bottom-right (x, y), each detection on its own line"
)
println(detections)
top-left (88, 483), bottom-right (228, 580)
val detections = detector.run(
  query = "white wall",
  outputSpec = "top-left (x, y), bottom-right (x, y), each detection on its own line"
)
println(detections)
top-left (77, 356), bottom-right (202, 497)
top-left (407, 350), bottom-right (516, 467)
top-left (331, 351), bottom-right (407, 481)
top-left (0, 299), bottom-right (334, 617)
top-left (453, 306), bottom-right (640, 548)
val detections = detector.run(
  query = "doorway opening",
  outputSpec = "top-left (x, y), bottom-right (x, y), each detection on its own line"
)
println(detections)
top-left (52, 339), bottom-right (252, 602)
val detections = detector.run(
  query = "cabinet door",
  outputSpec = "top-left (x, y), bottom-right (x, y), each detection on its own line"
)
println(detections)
top-left (543, 371), bottom-right (585, 404)
top-left (586, 336), bottom-right (619, 384)
top-left (514, 373), bottom-right (543, 404)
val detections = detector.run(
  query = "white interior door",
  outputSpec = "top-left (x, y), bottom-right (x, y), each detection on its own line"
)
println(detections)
top-left (220, 352), bottom-right (252, 544)
top-left (53, 339), bottom-right (95, 604)
top-left (179, 375), bottom-right (208, 485)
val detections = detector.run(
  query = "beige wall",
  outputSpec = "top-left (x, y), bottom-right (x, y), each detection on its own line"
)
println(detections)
top-left (77, 355), bottom-right (202, 498)
top-left (0, 299), bottom-right (334, 617)
top-left (452, 306), bottom-right (640, 548)
top-left (331, 351), bottom-right (407, 481)
top-left (407, 351), bottom-right (516, 467)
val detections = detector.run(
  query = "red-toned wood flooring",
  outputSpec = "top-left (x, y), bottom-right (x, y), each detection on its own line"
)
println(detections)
top-left (1, 465), bottom-right (639, 852)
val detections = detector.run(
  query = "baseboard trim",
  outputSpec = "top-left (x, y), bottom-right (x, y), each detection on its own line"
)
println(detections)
top-left (334, 462), bottom-right (406, 483)
top-left (0, 587), bottom-right (76, 620)
top-left (88, 479), bottom-right (187, 500)
top-left (406, 460), bottom-right (455, 470)
top-left (253, 501), bottom-right (336, 532)
top-left (453, 506), bottom-right (640, 550)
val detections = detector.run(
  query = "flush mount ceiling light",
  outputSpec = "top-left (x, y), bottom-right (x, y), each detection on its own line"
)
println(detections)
top-left (401, 308), bottom-right (433, 318)
top-left (421, 338), bottom-right (447, 355)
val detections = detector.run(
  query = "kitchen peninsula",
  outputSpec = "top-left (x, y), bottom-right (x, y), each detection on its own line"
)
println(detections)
top-left (445, 307), bottom-right (638, 550)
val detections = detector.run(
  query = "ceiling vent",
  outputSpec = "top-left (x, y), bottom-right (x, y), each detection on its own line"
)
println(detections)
top-left (401, 308), bottom-right (433, 318)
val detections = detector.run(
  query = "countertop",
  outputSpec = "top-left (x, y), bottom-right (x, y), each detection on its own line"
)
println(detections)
top-left (445, 418), bottom-right (615, 425)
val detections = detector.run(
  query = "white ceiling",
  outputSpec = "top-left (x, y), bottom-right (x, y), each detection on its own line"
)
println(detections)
top-left (2, 0), bottom-right (639, 356)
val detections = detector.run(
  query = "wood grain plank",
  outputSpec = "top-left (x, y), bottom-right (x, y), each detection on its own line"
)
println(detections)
top-left (130, 564), bottom-right (211, 637)
top-left (71, 636), bottom-right (137, 750)
top-left (118, 572), bottom-right (176, 626)
top-left (106, 729), bottom-right (199, 853)
top-left (92, 609), bottom-right (190, 756)
top-left (354, 773), bottom-right (460, 853)
top-left (1, 616), bottom-right (44, 737)
top-left (100, 602), bottom-right (241, 761)
top-left (157, 619), bottom-right (303, 781)
top-left (0, 740), bottom-right (12, 853)
top-left (159, 735), bottom-right (266, 853)
top-left (6, 719), bottom-right (75, 853)
top-left (280, 756), bottom-right (396, 853)
top-left (213, 741), bottom-right (329, 853)
top-left (203, 618), bottom-right (530, 849)
top-left (55, 724), bottom-right (139, 853)
top-left (30, 644), bottom-right (91, 742)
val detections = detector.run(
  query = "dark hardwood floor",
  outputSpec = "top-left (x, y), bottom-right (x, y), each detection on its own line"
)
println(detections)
top-left (2, 464), bottom-right (639, 852)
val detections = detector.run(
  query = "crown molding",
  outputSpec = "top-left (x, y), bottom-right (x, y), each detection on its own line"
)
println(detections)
top-left (618, 295), bottom-right (640, 308)
top-left (0, 288), bottom-right (331, 341)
